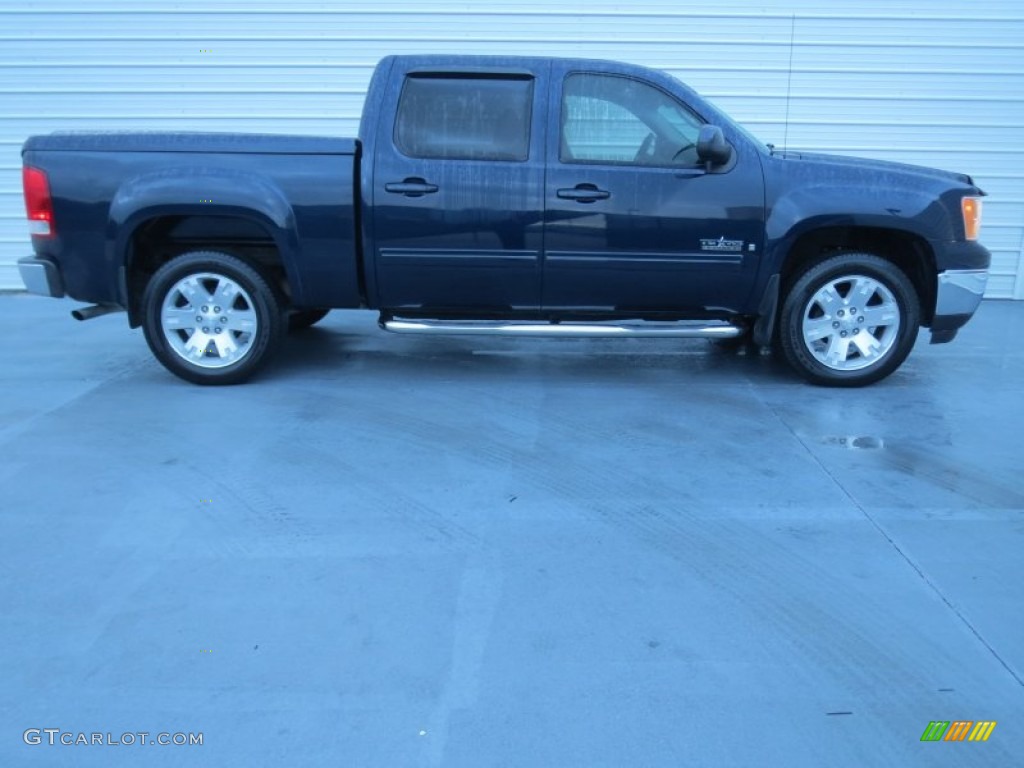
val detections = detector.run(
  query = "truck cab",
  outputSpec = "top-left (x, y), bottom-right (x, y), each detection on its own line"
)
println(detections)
top-left (360, 55), bottom-right (765, 318)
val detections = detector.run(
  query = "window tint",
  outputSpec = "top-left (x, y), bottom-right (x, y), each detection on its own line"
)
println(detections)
top-left (561, 74), bottom-right (704, 166)
top-left (395, 75), bottom-right (533, 161)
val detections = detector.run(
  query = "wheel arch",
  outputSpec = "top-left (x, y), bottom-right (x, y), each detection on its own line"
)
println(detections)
top-left (775, 224), bottom-right (938, 328)
top-left (107, 169), bottom-right (303, 326)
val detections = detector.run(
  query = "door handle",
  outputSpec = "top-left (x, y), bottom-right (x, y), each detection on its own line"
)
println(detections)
top-left (385, 178), bottom-right (439, 197)
top-left (557, 184), bottom-right (610, 203)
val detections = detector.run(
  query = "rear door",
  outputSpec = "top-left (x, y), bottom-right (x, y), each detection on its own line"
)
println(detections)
top-left (543, 63), bottom-right (764, 314)
top-left (370, 62), bottom-right (548, 313)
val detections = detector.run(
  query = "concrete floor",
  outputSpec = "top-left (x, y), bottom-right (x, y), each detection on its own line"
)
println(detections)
top-left (1, 293), bottom-right (1022, 767)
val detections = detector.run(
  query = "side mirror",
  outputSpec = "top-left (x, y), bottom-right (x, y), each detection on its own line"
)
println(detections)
top-left (697, 125), bottom-right (733, 167)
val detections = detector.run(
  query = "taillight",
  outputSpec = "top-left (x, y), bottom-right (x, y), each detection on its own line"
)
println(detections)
top-left (23, 166), bottom-right (54, 238)
top-left (961, 196), bottom-right (982, 241)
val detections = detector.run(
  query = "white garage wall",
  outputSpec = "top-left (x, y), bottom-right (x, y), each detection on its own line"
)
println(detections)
top-left (1, 0), bottom-right (1021, 297)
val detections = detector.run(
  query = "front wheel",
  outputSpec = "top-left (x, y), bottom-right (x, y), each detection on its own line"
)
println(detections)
top-left (778, 252), bottom-right (920, 387)
top-left (142, 251), bottom-right (286, 385)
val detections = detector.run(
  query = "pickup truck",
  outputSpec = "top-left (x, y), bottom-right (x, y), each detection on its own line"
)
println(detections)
top-left (18, 55), bottom-right (990, 386)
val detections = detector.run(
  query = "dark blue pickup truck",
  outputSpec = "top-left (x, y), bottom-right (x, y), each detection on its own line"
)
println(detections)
top-left (19, 55), bottom-right (990, 386)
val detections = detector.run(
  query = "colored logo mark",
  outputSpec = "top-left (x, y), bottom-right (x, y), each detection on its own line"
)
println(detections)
top-left (921, 720), bottom-right (996, 742)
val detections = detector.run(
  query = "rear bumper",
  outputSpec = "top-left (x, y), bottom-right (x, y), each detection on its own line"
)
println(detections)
top-left (18, 256), bottom-right (65, 298)
top-left (930, 268), bottom-right (987, 343)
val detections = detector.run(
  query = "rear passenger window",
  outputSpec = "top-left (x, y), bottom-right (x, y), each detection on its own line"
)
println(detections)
top-left (395, 74), bottom-right (533, 161)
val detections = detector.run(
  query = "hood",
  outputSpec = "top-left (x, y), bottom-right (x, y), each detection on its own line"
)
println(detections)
top-left (772, 149), bottom-right (978, 190)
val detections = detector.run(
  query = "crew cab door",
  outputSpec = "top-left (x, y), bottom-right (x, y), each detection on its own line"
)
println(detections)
top-left (543, 64), bottom-right (765, 314)
top-left (369, 62), bottom-right (547, 313)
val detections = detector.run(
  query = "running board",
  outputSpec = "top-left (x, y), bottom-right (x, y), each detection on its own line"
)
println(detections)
top-left (381, 318), bottom-right (745, 339)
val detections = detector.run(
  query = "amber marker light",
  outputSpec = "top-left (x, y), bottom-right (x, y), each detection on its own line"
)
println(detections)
top-left (961, 197), bottom-right (982, 241)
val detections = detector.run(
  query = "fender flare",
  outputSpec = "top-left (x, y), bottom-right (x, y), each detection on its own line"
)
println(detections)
top-left (107, 168), bottom-right (302, 307)
top-left (764, 185), bottom-right (943, 273)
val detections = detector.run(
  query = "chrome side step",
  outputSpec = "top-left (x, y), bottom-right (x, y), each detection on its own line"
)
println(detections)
top-left (381, 318), bottom-right (745, 339)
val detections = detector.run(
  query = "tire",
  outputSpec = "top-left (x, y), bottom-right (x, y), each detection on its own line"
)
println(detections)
top-left (288, 308), bottom-right (330, 331)
top-left (141, 251), bottom-right (286, 385)
top-left (778, 252), bottom-right (920, 387)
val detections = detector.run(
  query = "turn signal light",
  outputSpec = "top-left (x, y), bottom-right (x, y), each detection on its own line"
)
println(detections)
top-left (23, 166), bottom-right (54, 238)
top-left (961, 197), bottom-right (982, 241)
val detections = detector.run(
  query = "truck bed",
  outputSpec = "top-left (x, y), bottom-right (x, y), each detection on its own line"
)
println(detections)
top-left (22, 131), bottom-right (362, 311)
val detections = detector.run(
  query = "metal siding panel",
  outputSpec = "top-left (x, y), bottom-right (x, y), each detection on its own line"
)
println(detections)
top-left (0, 1), bottom-right (1021, 297)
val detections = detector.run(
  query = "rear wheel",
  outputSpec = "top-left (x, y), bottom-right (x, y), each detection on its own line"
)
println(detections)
top-left (142, 251), bottom-right (285, 385)
top-left (778, 252), bottom-right (920, 386)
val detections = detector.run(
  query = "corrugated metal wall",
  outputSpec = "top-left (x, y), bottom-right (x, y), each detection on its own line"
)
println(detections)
top-left (2, 0), bottom-right (1022, 297)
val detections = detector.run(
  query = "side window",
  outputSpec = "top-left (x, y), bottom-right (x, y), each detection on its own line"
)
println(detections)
top-left (561, 74), bottom-right (704, 167)
top-left (395, 74), bottom-right (533, 161)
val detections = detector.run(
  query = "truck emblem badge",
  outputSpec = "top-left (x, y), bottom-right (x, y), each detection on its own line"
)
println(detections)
top-left (700, 236), bottom-right (744, 253)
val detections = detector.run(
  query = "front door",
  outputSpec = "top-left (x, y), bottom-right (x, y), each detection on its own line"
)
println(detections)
top-left (543, 67), bottom-right (764, 314)
top-left (371, 66), bottom-right (547, 313)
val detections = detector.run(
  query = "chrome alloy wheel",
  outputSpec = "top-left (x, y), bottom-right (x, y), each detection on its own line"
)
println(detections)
top-left (801, 274), bottom-right (901, 371)
top-left (160, 272), bottom-right (258, 369)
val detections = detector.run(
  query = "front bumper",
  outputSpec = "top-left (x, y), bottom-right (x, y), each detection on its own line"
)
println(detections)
top-left (930, 268), bottom-right (988, 343)
top-left (18, 256), bottom-right (65, 298)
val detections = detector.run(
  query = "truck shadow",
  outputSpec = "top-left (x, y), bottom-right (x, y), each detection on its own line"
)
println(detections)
top-left (268, 324), bottom-right (797, 386)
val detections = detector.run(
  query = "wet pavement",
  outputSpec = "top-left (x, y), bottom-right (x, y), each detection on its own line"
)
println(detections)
top-left (1, 293), bottom-right (1022, 767)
